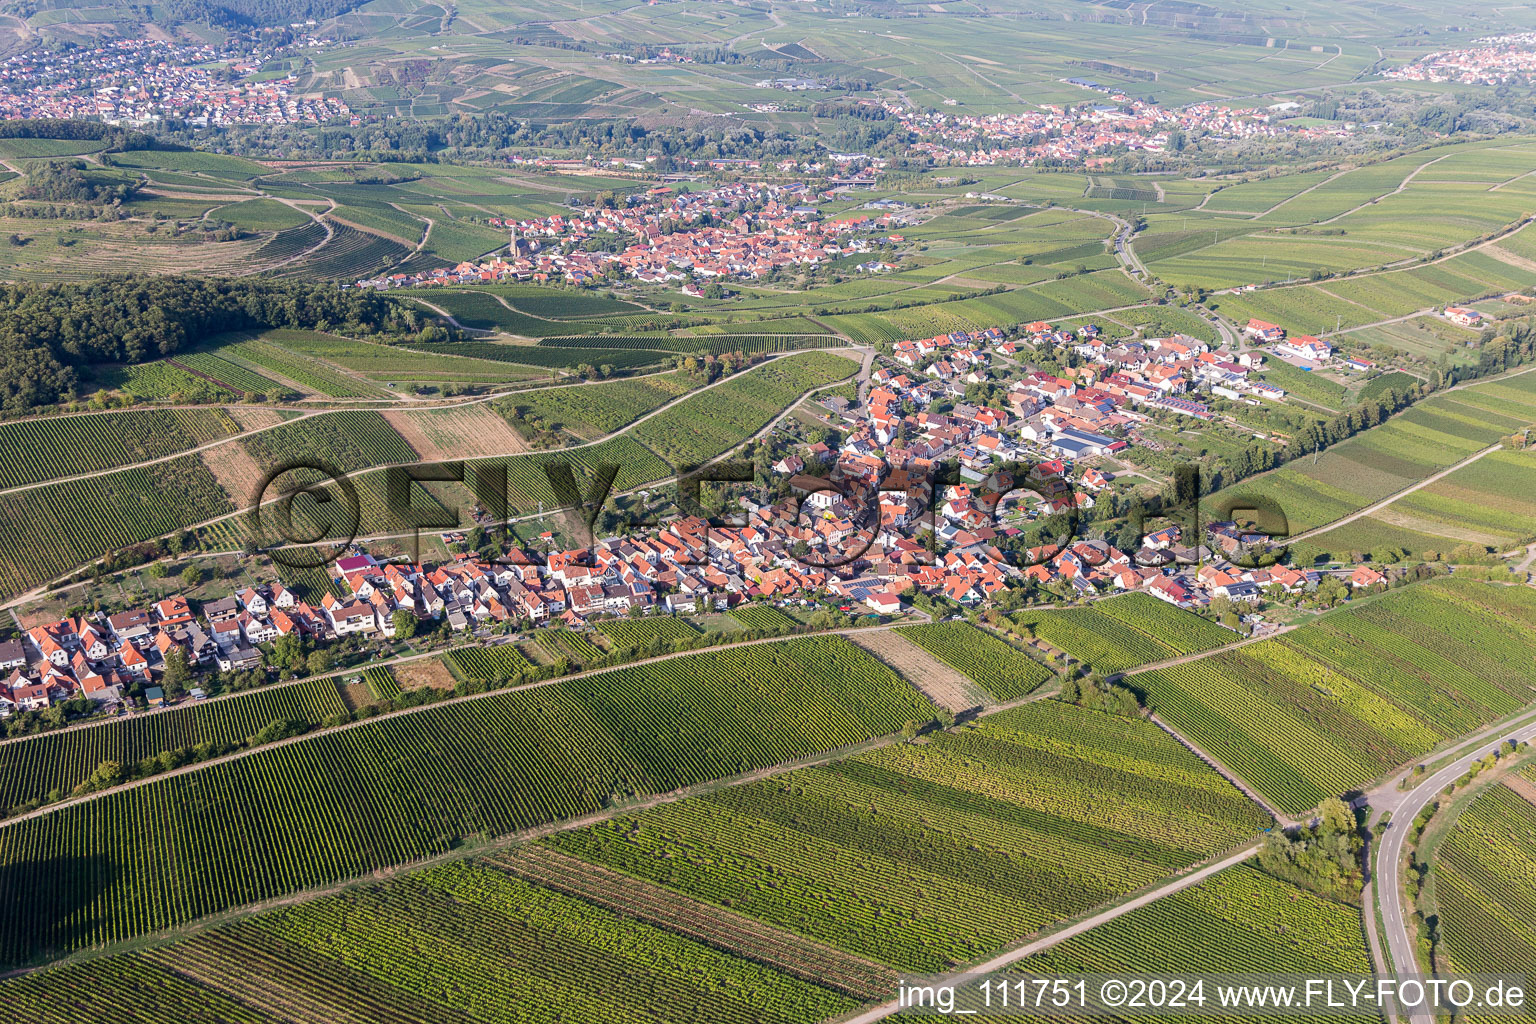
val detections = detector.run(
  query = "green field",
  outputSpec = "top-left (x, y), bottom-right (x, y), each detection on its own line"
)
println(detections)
top-left (894, 621), bottom-right (1052, 701)
top-left (1434, 774), bottom-right (1536, 1004)
top-left (0, 636), bottom-right (935, 967)
top-left (1135, 580), bottom-right (1536, 815)
top-left (1014, 593), bottom-right (1234, 675)
top-left (551, 698), bottom-right (1269, 971)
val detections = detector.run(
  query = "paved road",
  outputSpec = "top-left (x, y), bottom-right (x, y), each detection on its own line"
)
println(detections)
top-left (837, 844), bottom-right (1262, 1024)
top-left (1372, 714), bottom-right (1536, 1024)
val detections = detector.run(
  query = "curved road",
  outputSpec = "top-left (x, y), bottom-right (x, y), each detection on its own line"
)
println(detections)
top-left (1373, 714), bottom-right (1536, 1024)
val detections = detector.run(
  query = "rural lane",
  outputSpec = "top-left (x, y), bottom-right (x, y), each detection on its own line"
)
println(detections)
top-left (1371, 714), bottom-right (1536, 1024)
top-left (835, 843), bottom-right (1262, 1024)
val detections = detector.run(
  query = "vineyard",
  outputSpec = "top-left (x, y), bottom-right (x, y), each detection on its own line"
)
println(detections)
top-left (0, 860), bottom-right (860, 1024)
top-left (550, 699), bottom-right (1269, 971)
top-left (442, 643), bottom-right (535, 682)
top-left (495, 371), bottom-right (695, 439)
top-left (95, 361), bottom-right (237, 402)
top-left (894, 621), bottom-right (1051, 701)
top-left (1135, 580), bottom-right (1536, 815)
top-left (0, 455), bottom-right (234, 597)
top-left (596, 617), bottom-right (701, 648)
top-left (172, 353), bottom-right (281, 396)
top-left (0, 678), bottom-right (347, 814)
top-left (361, 667), bottom-right (402, 702)
top-left (238, 411), bottom-right (418, 475)
top-left (631, 352), bottom-right (857, 466)
top-left (208, 338), bottom-right (381, 399)
top-left (531, 629), bottom-right (602, 665)
top-left (1014, 593), bottom-right (1232, 674)
top-left (1022, 864), bottom-right (1371, 990)
top-left (0, 409), bottom-right (241, 490)
top-left (0, 636), bottom-right (934, 966)
top-left (728, 605), bottom-right (800, 631)
top-left (1434, 776), bottom-right (1536, 998)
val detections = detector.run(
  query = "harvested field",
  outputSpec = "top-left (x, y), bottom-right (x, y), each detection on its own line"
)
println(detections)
top-left (225, 407), bottom-right (295, 432)
top-left (383, 405), bottom-right (529, 460)
top-left (200, 440), bottom-right (265, 506)
top-left (847, 629), bottom-right (990, 711)
top-left (392, 656), bottom-right (457, 691)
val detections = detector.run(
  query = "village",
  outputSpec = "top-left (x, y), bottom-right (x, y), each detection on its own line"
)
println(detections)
top-left (1384, 32), bottom-right (1536, 86)
top-left (890, 92), bottom-right (1355, 166)
top-left (0, 36), bottom-right (349, 127)
top-left (0, 301), bottom-right (1416, 722)
top-left (355, 178), bottom-right (903, 290)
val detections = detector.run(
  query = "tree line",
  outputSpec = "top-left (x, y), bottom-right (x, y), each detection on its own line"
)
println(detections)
top-left (0, 276), bottom-right (426, 415)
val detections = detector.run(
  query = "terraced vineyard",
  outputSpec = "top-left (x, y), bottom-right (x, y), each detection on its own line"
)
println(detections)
top-left (894, 621), bottom-right (1052, 701)
top-left (0, 636), bottom-right (933, 966)
top-left (1014, 593), bottom-right (1233, 674)
top-left (0, 408), bottom-right (241, 490)
top-left (1434, 775), bottom-right (1536, 1000)
top-left (551, 699), bottom-right (1270, 971)
top-left (1135, 580), bottom-right (1536, 815)
top-left (0, 678), bottom-right (347, 814)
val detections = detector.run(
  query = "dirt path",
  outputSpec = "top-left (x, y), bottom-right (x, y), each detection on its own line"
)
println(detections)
top-left (837, 843), bottom-right (1263, 1024)
top-left (1286, 444), bottom-right (1502, 544)
top-left (1148, 712), bottom-right (1291, 824)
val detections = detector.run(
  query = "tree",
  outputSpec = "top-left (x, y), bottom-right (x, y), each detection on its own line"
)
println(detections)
top-left (391, 610), bottom-right (418, 640)
top-left (161, 647), bottom-right (191, 696)
top-left (180, 565), bottom-right (203, 589)
top-left (306, 649), bottom-right (334, 676)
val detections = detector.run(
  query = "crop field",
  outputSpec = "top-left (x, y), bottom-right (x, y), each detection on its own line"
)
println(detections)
top-left (631, 351), bottom-right (857, 466)
top-left (95, 360), bottom-right (237, 402)
top-left (1213, 367), bottom-right (1536, 537)
top-left (0, 636), bottom-right (934, 966)
top-left (550, 698), bottom-right (1269, 971)
top-left (1020, 864), bottom-right (1370, 986)
top-left (495, 371), bottom-right (694, 439)
top-left (361, 667), bottom-right (403, 702)
top-left (0, 455), bottom-right (233, 597)
top-left (893, 621), bottom-right (1051, 701)
top-left (596, 617), bottom-right (700, 648)
top-left (0, 409), bottom-right (241, 490)
top-left (1014, 593), bottom-right (1232, 674)
top-left (207, 337), bottom-right (382, 399)
top-left (238, 411), bottom-right (417, 476)
top-left (171, 352), bottom-right (281, 396)
top-left (1434, 777), bottom-right (1536, 992)
top-left (0, 678), bottom-right (347, 814)
top-left (530, 629), bottom-right (602, 665)
top-left (442, 643), bottom-right (535, 682)
top-left (728, 604), bottom-right (799, 631)
top-left (1134, 580), bottom-right (1536, 815)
